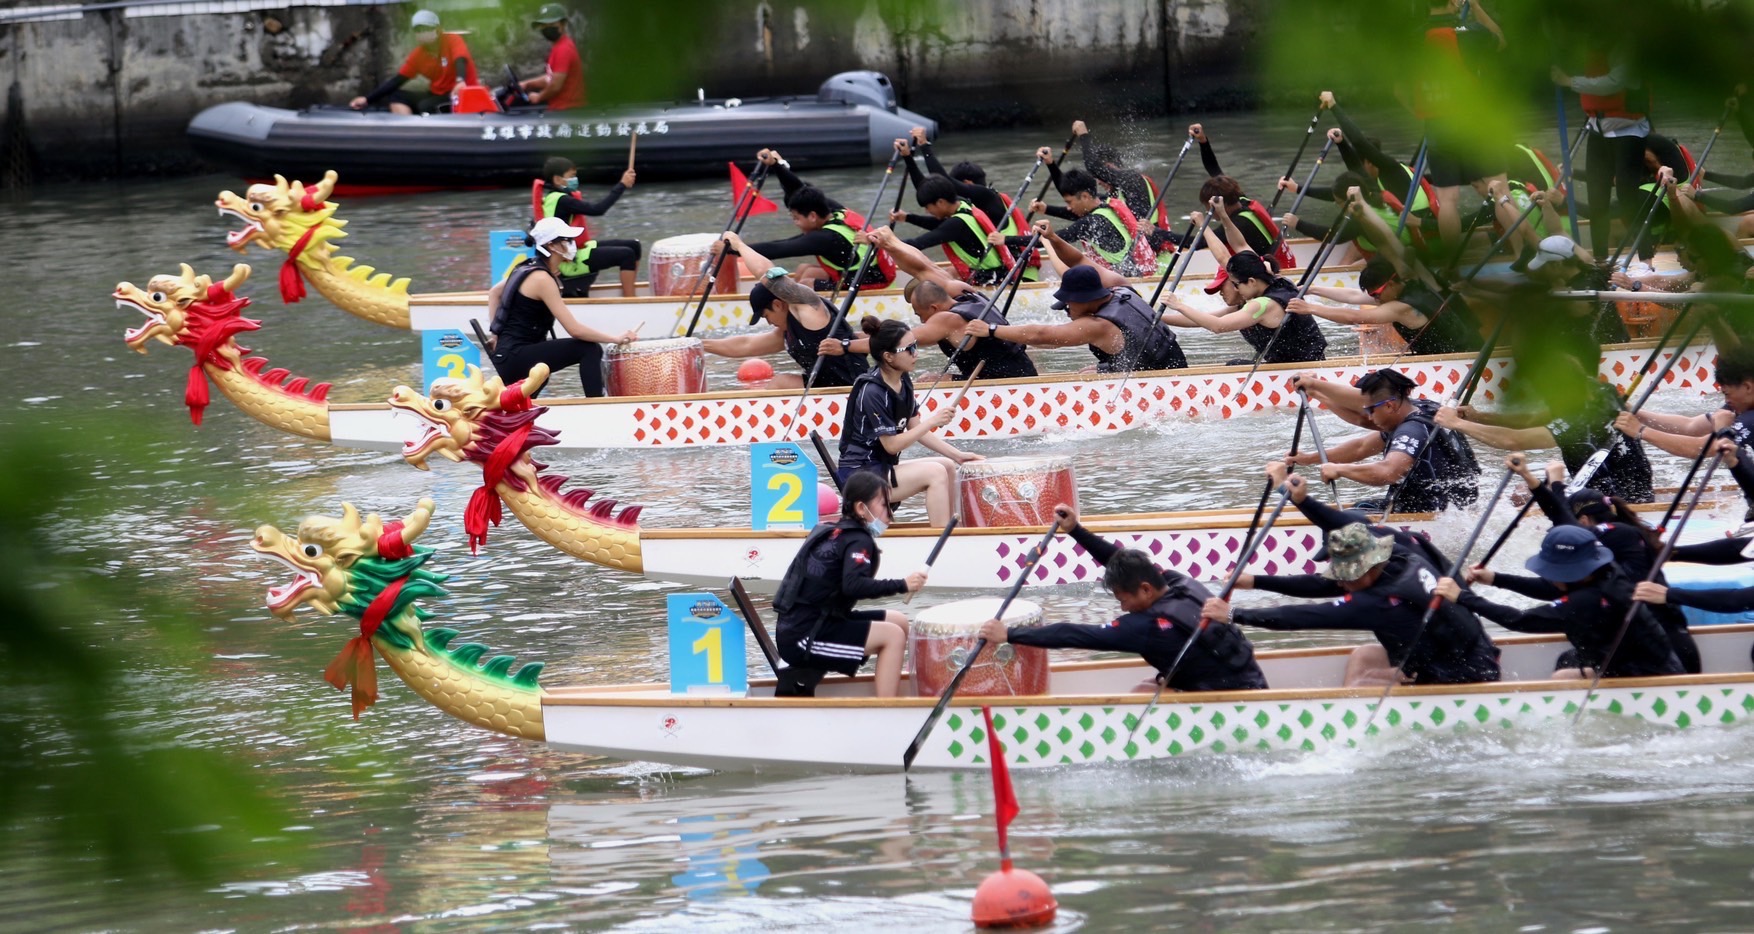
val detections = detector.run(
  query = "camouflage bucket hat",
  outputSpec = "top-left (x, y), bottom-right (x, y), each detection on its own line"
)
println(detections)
top-left (1321, 522), bottom-right (1394, 581)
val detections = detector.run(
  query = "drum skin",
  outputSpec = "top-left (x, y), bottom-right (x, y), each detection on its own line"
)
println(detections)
top-left (648, 233), bottom-right (740, 297)
top-left (604, 338), bottom-right (707, 397)
top-left (957, 457), bottom-right (1079, 529)
top-left (910, 597), bottom-right (1050, 697)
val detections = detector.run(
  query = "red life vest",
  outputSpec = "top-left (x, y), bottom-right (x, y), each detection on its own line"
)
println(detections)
top-left (1140, 174), bottom-right (1172, 230)
top-left (996, 192), bottom-right (1043, 272)
top-left (1238, 196), bottom-right (1297, 272)
top-left (941, 203), bottom-right (1017, 283)
top-left (1411, 27), bottom-right (1466, 121)
top-left (1104, 197), bottom-right (1158, 276)
top-left (1679, 143), bottom-right (1697, 181)
top-left (816, 209), bottom-right (897, 288)
top-left (531, 180), bottom-right (592, 241)
top-left (1577, 52), bottom-right (1649, 120)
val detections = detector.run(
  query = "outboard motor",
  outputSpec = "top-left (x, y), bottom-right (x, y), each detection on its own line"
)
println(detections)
top-left (818, 71), bottom-right (897, 113)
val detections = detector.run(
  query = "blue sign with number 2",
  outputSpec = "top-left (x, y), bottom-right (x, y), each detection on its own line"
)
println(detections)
top-left (750, 441), bottom-right (819, 531)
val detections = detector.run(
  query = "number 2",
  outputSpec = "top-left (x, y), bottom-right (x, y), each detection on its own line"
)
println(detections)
top-left (766, 473), bottom-right (803, 524)
top-left (692, 625), bottom-right (723, 683)
top-left (437, 352), bottom-right (467, 379)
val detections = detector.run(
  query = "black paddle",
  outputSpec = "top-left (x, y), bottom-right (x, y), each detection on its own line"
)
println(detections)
top-left (1295, 388), bottom-right (1341, 505)
top-left (1394, 138), bottom-right (1429, 238)
top-left (1571, 308), bottom-right (1709, 490)
top-left (903, 516), bottom-right (960, 605)
top-left (825, 150), bottom-right (903, 308)
top-left (1023, 134), bottom-right (1078, 225)
top-left (1358, 460), bottom-right (1517, 737)
top-left (1241, 215), bottom-right (1350, 384)
top-left (1265, 107), bottom-right (1324, 215)
top-left (683, 162), bottom-right (771, 337)
top-left (902, 512), bottom-right (1065, 771)
top-left (1279, 135), bottom-right (1335, 240)
top-left (916, 229), bottom-right (1044, 400)
top-left (1245, 395), bottom-right (1308, 549)
top-left (1101, 213), bottom-right (1214, 410)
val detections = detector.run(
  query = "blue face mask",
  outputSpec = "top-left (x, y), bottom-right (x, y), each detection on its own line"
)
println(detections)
top-left (563, 176), bottom-right (580, 191)
top-left (865, 517), bottom-right (888, 538)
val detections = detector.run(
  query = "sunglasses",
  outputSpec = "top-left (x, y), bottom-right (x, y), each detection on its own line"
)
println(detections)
top-left (1362, 398), bottom-right (1398, 414)
top-left (1366, 277), bottom-right (1397, 299)
top-left (897, 343), bottom-right (919, 356)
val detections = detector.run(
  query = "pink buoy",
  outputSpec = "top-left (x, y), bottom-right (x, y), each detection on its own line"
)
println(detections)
top-left (736, 358), bottom-right (774, 384)
top-left (816, 482), bottom-right (839, 518)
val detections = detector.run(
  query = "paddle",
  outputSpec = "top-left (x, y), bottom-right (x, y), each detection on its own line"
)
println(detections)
top-left (826, 149), bottom-right (903, 308)
top-left (1572, 442), bottom-right (1727, 723)
top-left (809, 429), bottom-right (843, 494)
top-left (915, 360), bottom-right (985, 430)
top-left (1386, 197), bottom-right (1542, 368)
top-left (1023, 134), bottom-right (1078, 224)
top-left (1244, 396), bottom-right (1308, 552)
top-left (1241, 215), bottom-right (1350, 384)
top-left (915, 229), bottom-right (1042, 403)
top-left (1147, 217), bottom-right (1198, 306)
top-left (683, 162), bottom-right (771, 337)
top-left (902, 512), bottom-right (1066, 771)
top-left (1125, 485), bottom-right (1293, 751)
top-left (1265, 107), bottom-right (1324, 215)
top-left (1357, 460), bottom-right (1517, 738)
top-left (1394, 137), bottom-right (1429, 238)
top-left (1101, 212), bottom-right (1214, 409)
top-left (1570, 308), bottom-right (1709, 490)
top-left (1114, 134), bottom-right (1194, 276)
top-left (1295, 388), bottom-right (1341, 505)
top-left (903, 516), bottom-right (959, 606)
top-left (1555, 89), bottom-right (1583, 242)
top-left (1686, 98), bottom-right (1737, 188)
top-left (1280, 135), bottom-right (1335, 240)
top-left (626, 132), bottom-right (637, 172)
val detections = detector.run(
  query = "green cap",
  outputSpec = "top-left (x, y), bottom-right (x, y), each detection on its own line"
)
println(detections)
top-left (532, 3), bottom-right (568, 25)
top-left (1321, 523), bottom-right (1394, 582)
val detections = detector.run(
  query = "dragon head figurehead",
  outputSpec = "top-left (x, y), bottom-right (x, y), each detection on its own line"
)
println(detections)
top-left (388, 363), bottom-right (558, 477)
top-left (118, 262), bottom-right (256, 357)
top-left (217, 170), bottom-right (344, 257)
top-left (251, 497), bottom-right (440, 633)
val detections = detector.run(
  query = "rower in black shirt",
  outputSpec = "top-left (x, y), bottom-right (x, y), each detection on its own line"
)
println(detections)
top-left (1203, 522), bottom-right (1500, 687)
top-left (1011, 169), bottom-right (1133, 270)
top-left (700, 243), bottom-right (867, 390)
top-left (1437, 525), bottom-right (1684, 680)
top-left (484, 217), bottom-right (641, 397)
top-left (887, 174), bottom-right (1009, 285)
top-left (897, 129), bottom-right (1011, 240)
top-left (1158, 249), bottom-right (1327, 366)
top-left (836, 318), bottom-right (981, 528)
top-left (1186, 123), bottom-right (1289, 262)
top-left (731, 148), bottom-right (894, 291)
top-left (978, 503), bottom-right (1268, 693)
top-left (961, 255), bottom-right (1186, 374)
top-left (1290, 239), bottom-right (1482, 358)
top-left (815, 227), bottom-right (1036, 381)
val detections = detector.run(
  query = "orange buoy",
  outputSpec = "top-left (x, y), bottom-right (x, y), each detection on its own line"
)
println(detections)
top-left (736, 358), bottom-right (774, 383)
top-left (971, 859), bottom-right (1057, 929)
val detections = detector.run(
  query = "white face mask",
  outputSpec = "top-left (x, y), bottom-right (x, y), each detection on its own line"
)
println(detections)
top-left (539, 240), bottom-right (576, 261)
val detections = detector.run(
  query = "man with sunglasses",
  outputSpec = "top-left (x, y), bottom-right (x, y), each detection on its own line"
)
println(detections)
top-left (1283, 367), bottom-right (1480, 514)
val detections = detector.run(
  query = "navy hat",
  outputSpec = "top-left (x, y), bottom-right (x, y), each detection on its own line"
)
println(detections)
top-left (749, 282), bottom-right (778, 324)
top-left (1312, 510), bottom-right (1376, 560)
top-left (1525, 525), bottom-right (1614, 583)
top-left (1566, 487), bottom-right (1613, 521)
top-left (1050, 265), bottom-right (1109, 309)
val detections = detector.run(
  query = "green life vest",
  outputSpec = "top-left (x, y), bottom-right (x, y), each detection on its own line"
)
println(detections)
top-left (1355, 201), bottom-right (1413, 255)
top-left (539, 190), bottom-right (598, 278)
top-left (818, 212), bottom-right (867, 274)
top-left (946, 203), bottom-right (1003, 274)
top-left (1504, 181), bottom-right (1549, 237)
top-left (1089, 205), bottom-right (1132, 266)
top-left (1392, 165), bottom-right (1432, 215)
top-left (1514, 145), bottom-right (1557, 192)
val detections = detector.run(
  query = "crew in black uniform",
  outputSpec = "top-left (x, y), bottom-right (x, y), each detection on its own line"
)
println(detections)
top-left (771, 471), bottom-right (923, 698)
top-left (700, 240), bottom-right (866, 390)
top-left (887, 174), bottom-right (1009, 285)
top-left (960, 261), bottom-right (1186, 374)
top-left (1006, 170), bottom-right (1131, 269)
top-left (1159, 250), bottom-right (1327, 366)
top-left (978, 503), bottom-right (1268, 693)
top-left (1203, 521), bottom-right (1500, 687)
top-left (1436, 525), bottom-right (1685, 679)
top-left (731, 148), bottom-right (894, 290)
top-left (837, 319), bottom-right (981, 528)
top-left (895, 127), bottom-right (1042, 280)
top-left (1186, 123), bottom-right (1289, 260)
top-left (1285, 368), bottom-right (1480, 513)
top-left (1616, 346), bottom-right (1754, 521)
top-left (484, 216), bottom-right (641, 396)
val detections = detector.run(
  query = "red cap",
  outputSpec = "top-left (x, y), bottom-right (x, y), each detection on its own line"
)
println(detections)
top-left (1202, 268), bottom-right (1229, 294)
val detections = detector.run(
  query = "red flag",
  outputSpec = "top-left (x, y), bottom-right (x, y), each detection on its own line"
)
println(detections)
top-left (982, 706), bottom-right (1020, 858)
top-left (729, 162), bottom-right (778, 216)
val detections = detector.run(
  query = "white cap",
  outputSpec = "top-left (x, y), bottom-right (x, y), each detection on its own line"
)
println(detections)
top-left (530, 216), bottom-right (583, 246)
top-left (411, 9), bottom-right (440, 28)
top-left (1526, 235), bottom-right (1577, 271)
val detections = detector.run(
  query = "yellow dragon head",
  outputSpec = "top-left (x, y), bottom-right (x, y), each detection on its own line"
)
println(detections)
top-left (217, 170), bottom-right (345, 258)
top-left (118, 263), bottom-right (253, 356)
top-left (250, 499), bottom-right (434, 625)
top-left (388, 363), bottom-right (552, 470)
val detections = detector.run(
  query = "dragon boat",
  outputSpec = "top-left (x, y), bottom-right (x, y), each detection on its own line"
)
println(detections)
top-left (386, 363), bottom-right (1738, 589)
top-left (249, 500), bottom-right (1754, 772)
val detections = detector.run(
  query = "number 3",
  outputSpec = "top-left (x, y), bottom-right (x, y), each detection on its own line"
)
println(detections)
top-left (436, 352), bottom-right (467, 379)
top-left (766, 473), bottom-right (803, 524)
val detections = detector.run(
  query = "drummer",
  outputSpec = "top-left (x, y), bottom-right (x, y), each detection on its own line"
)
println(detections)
top-left (699, 237), bottom-right (866, 389)
top-left (771, 471), bottom-right (924, 698)
top-left (977, 503), bottom-right (1268, 693)
top-left (815, 227), bottom-right (1037, 381)
top-left (534, 156), bottom-right (641, 297)
top-left (838, 318), bottom-right (983, 528)
top-left (484, 217), bottom-right (640, 397)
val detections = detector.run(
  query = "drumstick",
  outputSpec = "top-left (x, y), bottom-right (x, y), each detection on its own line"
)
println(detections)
top-left (917, 358), bottom-right (983, 414)
top-left (903, 516), bottom-right (959, 605)
top-left (627, 132), bottom-right (637, 172)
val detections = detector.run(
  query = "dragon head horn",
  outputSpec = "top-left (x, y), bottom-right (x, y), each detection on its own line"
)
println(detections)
top-left (223, 263), bottom-right (252, 293)
top-left (520, 363), bottom-right (551, 400)
top-left (177, 261), bottom-right (197, 283)
top-left (339, 502), bottom-right (363, 536)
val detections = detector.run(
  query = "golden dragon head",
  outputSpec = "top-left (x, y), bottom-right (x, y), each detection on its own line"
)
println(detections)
top-left (216, 170), bottom-right (344, 256)
top-left (250, 499), bottom-right (434, 621)
top-left (117, 263), bottom-right (252, 355)
top-left (388, 363), bottom-right (551, 469)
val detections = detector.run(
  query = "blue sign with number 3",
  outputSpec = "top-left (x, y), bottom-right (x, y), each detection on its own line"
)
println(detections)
top-left (750, 442), bottom-right (819, 531)
top-left (667, 593), bottom-right (748, 695)
top-left (422, 328), bottom-right (482, 392)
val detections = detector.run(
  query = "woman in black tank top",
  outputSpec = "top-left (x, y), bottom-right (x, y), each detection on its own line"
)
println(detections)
top-left (487, 217), bottom-right (641, 397)
top-left (1159, 250), bottom-right (1327, 365)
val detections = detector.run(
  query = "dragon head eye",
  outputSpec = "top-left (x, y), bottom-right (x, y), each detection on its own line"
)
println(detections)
top-left (249, 202), bottom-right (264, 213)
top-left (149, 291), bottom-right (166, 303)
top-left (300, 543), bottom-right (321, 559)
top-left (432, 398), bottom-right (451, 412)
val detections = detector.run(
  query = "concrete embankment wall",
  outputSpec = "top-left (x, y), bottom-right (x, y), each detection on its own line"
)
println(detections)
top-left (0, 0), bottom-right (1268, 183)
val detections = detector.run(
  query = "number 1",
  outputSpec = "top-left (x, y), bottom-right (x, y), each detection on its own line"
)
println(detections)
top-left (692, 625), bottom-right (723, 683)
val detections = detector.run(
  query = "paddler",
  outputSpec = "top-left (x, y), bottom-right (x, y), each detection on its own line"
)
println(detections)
top-left (887, 173), bottom-right (1010, 286)
top-left (1282, 367), bottom-right (1481, 513)
top-left (1070, 120), bottom-right (1175, 252)
top-left (1614, 345), bottom-right (1754, 520)
top-left (1189, 124), bottom-right (1293, 263)
top-left (836, 319), bottom-right (982, 528)
top-left (956, 252), bottom-right (1187, 374)
top-left (977, 502), bottom-right (1268, 693)
top-left (1435, 524), bottom-right (1684, 680)
top-left (699, 246), bottom-right (867, 389)
top-left (1012, 169), bottom-right (1131, 271)
top-left (731, 148), bottom-right (895, 291)
top-left (770, 471), bottom-right (924, 698)
top-left (348, 10), bottom-right (475, 116)
top-left (897, 128), bottom-right (1020, 259)
top-left (1201, 521), bottom-right (1500, 687)
top-left (483, 217), bottom-right (640, 397)
top-left (533, 156), bottom-right (641, 298)
top-left (815, 227), bottom-right (1037, 380)
top-left (520, 4), bottom-right (587, 111)
top-left (1157, 247), bottom-right (1328, 366)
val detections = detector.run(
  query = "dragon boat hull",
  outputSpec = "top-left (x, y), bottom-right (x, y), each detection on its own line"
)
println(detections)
top-left (189, 73), bottom-right (936, 186)
top-left (537, 626), bottom-right (1754, 772)
top-left (332, 340), bottom-right (1720, 451)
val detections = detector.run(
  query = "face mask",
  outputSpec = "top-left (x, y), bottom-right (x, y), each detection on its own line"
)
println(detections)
top-left (551, 240), bottom-right (577, 261)
top-left (414, 29), bottom-right (438, 44)
top-left (540, 25), bottom-right (562, 41)
top-left (563, 176), bottom-right (579, 191)
top-left (864, 517), bottom-right (888, 538)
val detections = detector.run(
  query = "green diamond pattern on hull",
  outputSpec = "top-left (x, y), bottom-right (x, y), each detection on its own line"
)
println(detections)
top-left (936, 685), bottom-right (1754, 767)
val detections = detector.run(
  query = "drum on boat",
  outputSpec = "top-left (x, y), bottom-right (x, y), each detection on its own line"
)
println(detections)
top-left (957, 456), bottom-right (1079, 528)
top-left (604, 337), bottom-right (707, 397)
top-left (647, 233), bottom-right (741, 297)
top-left (910, 597), bottom-right (1050, 698)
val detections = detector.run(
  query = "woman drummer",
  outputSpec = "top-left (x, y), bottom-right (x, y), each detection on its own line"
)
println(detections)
top-left (838, 318), bottom-right (981, 528)
top-left (486, 216), bottom-right (640, 397)
top-left (771, 471), bottom-right (925, 698)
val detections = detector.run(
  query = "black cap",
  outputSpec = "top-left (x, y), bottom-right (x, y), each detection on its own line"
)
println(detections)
top-left (1050, 265), bottom-right (1109, 309)
top-left (1567, 487), bottom-right (1613, 521)
top-left (749, 281), bottom-right (777, 324)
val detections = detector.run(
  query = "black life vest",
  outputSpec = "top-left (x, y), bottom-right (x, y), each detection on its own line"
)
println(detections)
top-left (935, 292), bottom-right (1037, 380)
top-left (1387, 399), bottom-right (1480, 513)
top-left (783, 312), bottom-right (866, 388)
top-left (1390, 281), bottom-right (1482, 357)
top-left (773, 517), bottom-right (882, 636)
top-left (1237, 278), bottom-right (1327, 364)
top-left (495, 261), bottom-right (559, 347)
top-left (1088, 288), bottom-right (1187, 373)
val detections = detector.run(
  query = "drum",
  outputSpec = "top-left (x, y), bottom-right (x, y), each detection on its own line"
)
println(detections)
top-left (1357, 323), bottom-right (1406, 357)
top-left (957, 456), bottom-right (1079, 529)
top-left (604, 337), bottom-right (707, 397)
top-left (910, 597), bottom-right (1050, 698)
top-left (647, 233), bottom-right (740, 297)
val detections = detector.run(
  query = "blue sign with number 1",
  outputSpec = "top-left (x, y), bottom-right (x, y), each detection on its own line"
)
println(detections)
top-left (667, 593), bottom-right (748, 695)
top-left (422, 328), bottom-right (481, 392)
top-left (750, 441), bottom-right (819, 531)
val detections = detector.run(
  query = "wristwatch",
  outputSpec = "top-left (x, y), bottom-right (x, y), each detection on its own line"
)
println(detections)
top-left (987, 321), bottom-right (1000, 337)
top-left (839, 338), bottom-right (851, 351)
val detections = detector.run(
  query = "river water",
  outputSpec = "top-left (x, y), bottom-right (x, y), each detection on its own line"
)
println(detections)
top-left (3, 114), bottom-right (1752, 932)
